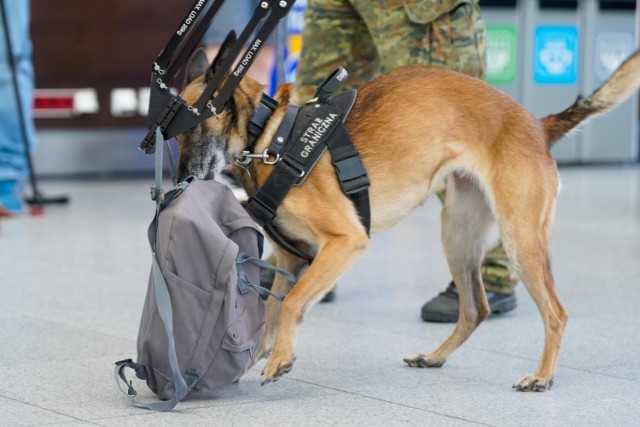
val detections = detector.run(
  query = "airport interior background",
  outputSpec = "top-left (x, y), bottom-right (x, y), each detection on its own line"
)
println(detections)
top-left (2, 0), bottom-right (640, 426)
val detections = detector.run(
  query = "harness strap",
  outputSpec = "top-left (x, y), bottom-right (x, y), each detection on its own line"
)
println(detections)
top-left (247, 94), bottom-right (279, 146)
top-left (265, 223), bottom-right (314, 262)
top-left (268, 105), bottom-right (299, 156)
top-left (314, 68), bottom-right (349, 102)
top-left (326, 124), bottom-right (371, 234)
top-left (245, 73), bottom-right (371, 260)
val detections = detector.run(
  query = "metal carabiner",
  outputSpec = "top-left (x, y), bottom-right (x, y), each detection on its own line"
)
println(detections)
top-left (263, 150), bottom-right (280, 165)
top-left (235, 151), bottom-right (254, 167)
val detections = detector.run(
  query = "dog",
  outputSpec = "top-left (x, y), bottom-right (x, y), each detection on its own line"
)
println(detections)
top-left (176, 34), bottom-right (640, 391)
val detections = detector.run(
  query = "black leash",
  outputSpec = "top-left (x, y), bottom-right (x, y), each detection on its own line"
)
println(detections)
top-left (140, 0), bottom-right (295, 155)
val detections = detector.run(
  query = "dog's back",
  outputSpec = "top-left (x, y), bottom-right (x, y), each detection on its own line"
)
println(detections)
top-left (344, 65), bottom-right (546, 232)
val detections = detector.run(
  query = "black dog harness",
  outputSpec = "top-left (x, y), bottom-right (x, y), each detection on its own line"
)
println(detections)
top-left (242, 68), bottom-right (371, 262)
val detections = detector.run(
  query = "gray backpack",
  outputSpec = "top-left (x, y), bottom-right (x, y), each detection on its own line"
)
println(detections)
top-left (115, 132), bottom-right (293, 411)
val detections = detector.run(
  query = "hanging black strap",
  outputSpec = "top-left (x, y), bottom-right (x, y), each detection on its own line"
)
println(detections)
top-left (194, 1), bottom-right (294, 115)
top-left (155, 0), bottom-right (225, 74)
top-left (156, 0), bottom-right (227, 83)
top-left (192, 3), bottom-right (270, 114)
top-left (140, 0), bottom-right (295, 154)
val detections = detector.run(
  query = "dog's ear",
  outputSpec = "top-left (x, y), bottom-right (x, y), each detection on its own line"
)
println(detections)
top-left (206, 30), bottom-right (237, 83)
top-left (186, 48), bottom-right (210, 85)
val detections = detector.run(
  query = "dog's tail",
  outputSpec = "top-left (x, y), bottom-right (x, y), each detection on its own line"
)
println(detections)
top-left (541, 49), bottom-right (640, 147)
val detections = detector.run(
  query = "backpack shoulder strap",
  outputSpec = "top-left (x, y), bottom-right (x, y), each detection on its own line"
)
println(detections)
top-left (114, 252), bottom-right (198, 411)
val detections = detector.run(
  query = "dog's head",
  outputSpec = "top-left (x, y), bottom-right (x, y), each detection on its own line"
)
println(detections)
top-left (176, 32), bottom-right (264, 182)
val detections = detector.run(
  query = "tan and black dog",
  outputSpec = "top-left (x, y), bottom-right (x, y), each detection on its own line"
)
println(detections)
top-left (176, 36), bottom-right (640, 391)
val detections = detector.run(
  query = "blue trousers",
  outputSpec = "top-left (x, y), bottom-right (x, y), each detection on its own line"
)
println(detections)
top-left (0, 0), bottom-right (33, 183)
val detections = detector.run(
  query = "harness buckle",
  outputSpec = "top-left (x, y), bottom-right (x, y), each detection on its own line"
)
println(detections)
top-left (150, 186), bottom-right (165, 202)
top-left (342, 176), bottom-right (370, 195)
top-left (333, 155), bottom-right (370, 195)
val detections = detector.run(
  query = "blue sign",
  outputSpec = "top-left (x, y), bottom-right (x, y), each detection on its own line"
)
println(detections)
top-left (534, 26), bottom-right (579, 84)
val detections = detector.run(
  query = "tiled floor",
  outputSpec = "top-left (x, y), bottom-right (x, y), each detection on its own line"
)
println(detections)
top-left (1, 165), bottom-right (639, 426)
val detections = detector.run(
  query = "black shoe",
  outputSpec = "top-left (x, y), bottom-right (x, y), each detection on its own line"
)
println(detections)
top-left (420, 281), bottom-right (517, 323)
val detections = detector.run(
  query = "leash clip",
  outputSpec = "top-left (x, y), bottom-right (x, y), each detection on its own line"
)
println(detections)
top-left (263, 150), bottom-right (280, 165)
top-left (235, 150), bottom-right (280, 167)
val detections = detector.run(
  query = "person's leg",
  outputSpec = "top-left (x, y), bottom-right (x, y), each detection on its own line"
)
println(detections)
top-left (428, 1), bottom-right (486, 79)
top-left (351, 0), bottom-right (432, 75)
top-left (396, 3), bottom-right (518, 322)
top-left (481, 242), bottom-right (519, 295)
top-left (296, 0), bottom-right (375, 100)
top-left (0, 0), bottom-right (32, 215)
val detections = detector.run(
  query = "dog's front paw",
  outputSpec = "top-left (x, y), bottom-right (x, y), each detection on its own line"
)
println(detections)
top-left (403, 353), bottom-right (446, 368)
top-left (513, 374), bottom-right (554, 392)
top-left (261, 354), bottom-right (296, 385)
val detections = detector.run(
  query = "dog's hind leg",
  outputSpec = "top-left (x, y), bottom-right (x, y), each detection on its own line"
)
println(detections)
top-left (261, 228), bottom-right (369, 384)
top-left (405, 173), bottom-right (494, 368)
top-left (497, 182), bottom-right (567, 392)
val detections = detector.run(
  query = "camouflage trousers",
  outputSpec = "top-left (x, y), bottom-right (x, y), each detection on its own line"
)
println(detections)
top-left (295, 0), bottom-right (518, 293)
top-left (296, 0), bottom-right (486, 100)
